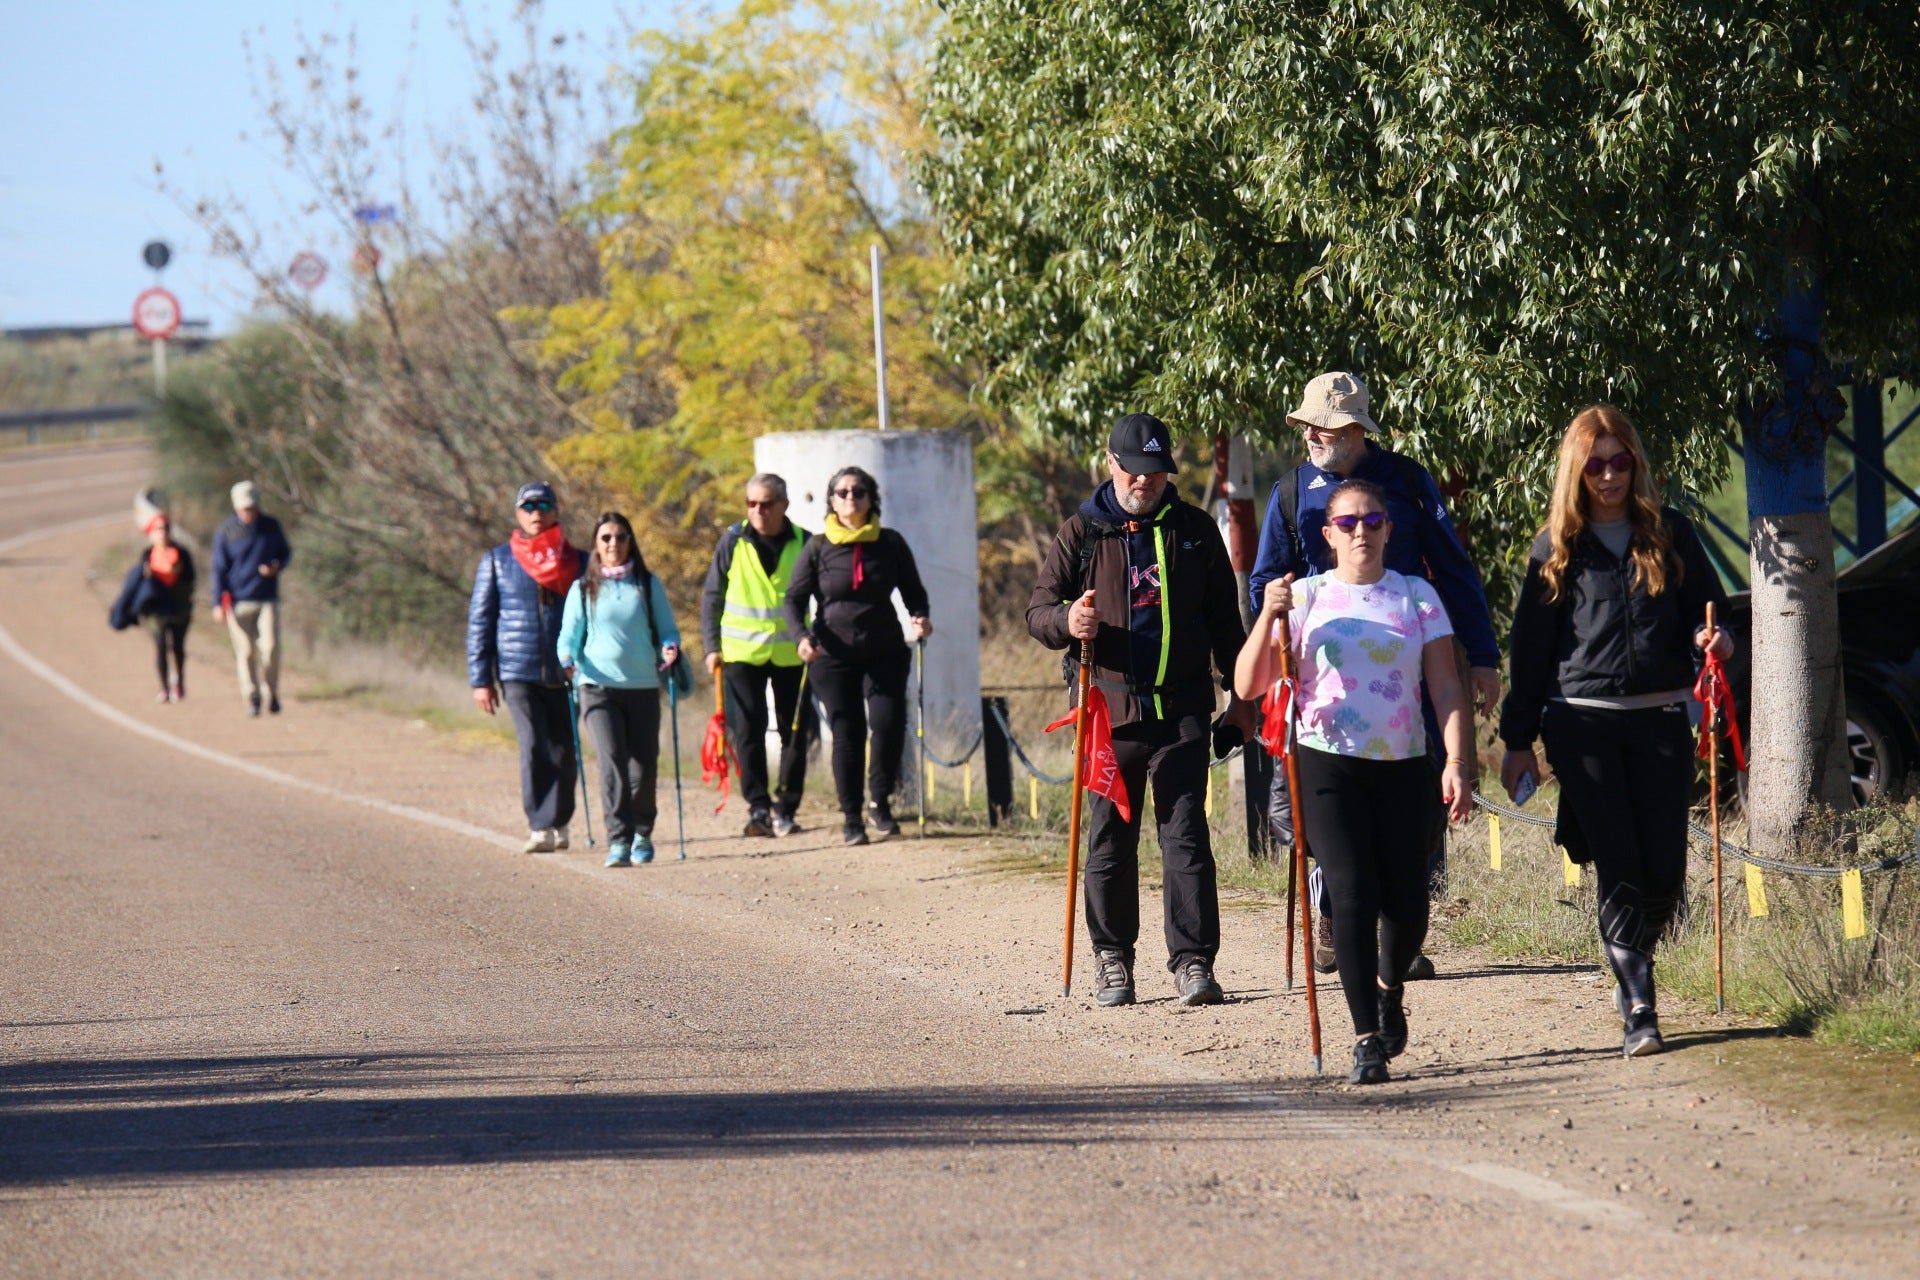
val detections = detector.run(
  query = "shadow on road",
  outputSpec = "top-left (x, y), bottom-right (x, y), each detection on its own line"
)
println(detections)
top-left (0, 1050), bottom-right (1296, 1184)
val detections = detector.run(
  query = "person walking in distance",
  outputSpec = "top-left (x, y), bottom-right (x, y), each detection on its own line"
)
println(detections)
top-left (1027, 413), bottom-right (1250, 1008)
top-left (209, 480), bottom-right (291, 716)
top-left (559, 512), bottom-right (685, 867)
top-left (1247, 372), bottom-right (1502, 980)
top-left (701, 474), bottom-right (816, 838)
top-left (468, 481), bottom-right (586, 854)
top-left (782, 466), bottom-right (930, 846)
top-left (1500, 406), bottom-right (1730, 1058)
top-left (1235, 479), bottom-right (1475, 1083)
top-left (110, 489), bottom-right (196, 703)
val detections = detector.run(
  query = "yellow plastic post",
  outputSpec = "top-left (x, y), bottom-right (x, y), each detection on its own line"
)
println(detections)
top-left (1842, 870), bottom-right (1867, 940)
top-left (1745, 864), bottom-right (1769, 918)
top-left (963, 761), bottom-right (973, 808)
top-left (1488, 813), bottom-right (1503, 870)
top-left (1029, 775), bottom-right (1039, 820)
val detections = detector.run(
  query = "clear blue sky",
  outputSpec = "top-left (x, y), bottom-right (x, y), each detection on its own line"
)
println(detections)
top-left (0, 1), bottom-right (671, 332)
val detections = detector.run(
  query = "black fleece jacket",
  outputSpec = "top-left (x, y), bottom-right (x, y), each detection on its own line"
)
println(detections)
top-left (1500, 508), bottom-right (1726, 750)
top-left (783, 526), bottom-right (929, 662)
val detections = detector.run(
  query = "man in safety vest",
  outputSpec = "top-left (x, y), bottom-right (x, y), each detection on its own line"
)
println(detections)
top-left (701, 473), bottom-right (817, 837)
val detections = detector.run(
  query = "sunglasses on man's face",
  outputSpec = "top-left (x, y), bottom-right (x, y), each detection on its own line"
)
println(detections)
top-left (1328, 511), bottom-right (1387, 532)
top-left (833, 486), bottom-right (870, 500)
top-left (519, 499), bottom-right (555, 513)
top-left (1583, 451), bottom-right (1635, 478)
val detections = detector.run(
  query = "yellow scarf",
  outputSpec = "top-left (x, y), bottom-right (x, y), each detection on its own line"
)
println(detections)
top-left (822, 513), bottom-right (881, 545)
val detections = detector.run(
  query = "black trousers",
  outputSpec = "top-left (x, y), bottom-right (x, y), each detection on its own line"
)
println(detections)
top-left (579, 684), bottom-right (660, 844)
top-left (1295, 746), bottom-right (1433, 1037)
top-left (808, 648), bottom-right (911, 820)
top-left (501, 681), bottom-right (577, 832)
top-left (723, 661), bottom-right (815, 818)
top-left (1541, 701), bottom-right (1693, 989)
top-left (143, 612), bottom-right (189, 689)
top-left (1084, 713), bottom-right (1218, 973)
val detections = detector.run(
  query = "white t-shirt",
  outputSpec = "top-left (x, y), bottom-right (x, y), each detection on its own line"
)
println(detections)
top-left (1286, 570), bottom-right (1453, 761)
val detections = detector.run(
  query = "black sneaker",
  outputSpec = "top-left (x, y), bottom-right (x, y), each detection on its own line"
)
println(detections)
top-left (1174, 957), bottom-right (1224, 1006)
top-left (1350, 1034), bottom-right (1391, 1084)
top-left (1377, 983), bottom-right (1408, 1058)
top-left (772, 812), bottom-right (800, 837)
top-left (743, 811), bottom-right (774, 838)
top-left (1312, 913), bottom-right (1337, 974)
top-left (842, 822), bottom-right (869, 847)
top-left (866, 802), bottom-right (900, 840)
top-left (1094, 949), bottom-right (1135, 1007)
top-left (247, 694), bottom-right (262, 718)
top-left (1623, 1006), bottom-right (1664, 1058)
top-left (1403, 953), bottom-right (1437, 981)
top-left (268, 696), bottom-right (282, 715)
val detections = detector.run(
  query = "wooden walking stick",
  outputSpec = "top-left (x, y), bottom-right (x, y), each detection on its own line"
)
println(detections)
top-left (1062, 629), bottom-right (1094, 996)
top-left (1273, 612), bottom-right (1323, 1073)
top-left (1276, 625), bottom-right (1296, 994)
top-left (1706, 601), bottom-right (1724, 1014)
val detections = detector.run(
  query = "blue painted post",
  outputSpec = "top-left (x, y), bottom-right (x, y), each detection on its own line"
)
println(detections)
top-left (1853, 379), bottom-right (1887, 554)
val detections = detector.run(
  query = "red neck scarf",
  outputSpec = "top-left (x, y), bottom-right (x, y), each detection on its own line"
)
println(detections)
top-left (147, 543), bottom-right (182, 587)
top-left (511, 525), bottom-right (581, 593)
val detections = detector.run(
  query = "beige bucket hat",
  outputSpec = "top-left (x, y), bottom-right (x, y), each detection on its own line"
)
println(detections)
top-left (1286, 371), bottom-right (1382, 434)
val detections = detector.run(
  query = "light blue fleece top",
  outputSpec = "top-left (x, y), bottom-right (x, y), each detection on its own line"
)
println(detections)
top-left (557, 570), bottom-right (681, 690)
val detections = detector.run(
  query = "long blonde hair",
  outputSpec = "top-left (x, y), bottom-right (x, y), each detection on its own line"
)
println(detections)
top-left (1540, 405), bottom-right (1674, 601)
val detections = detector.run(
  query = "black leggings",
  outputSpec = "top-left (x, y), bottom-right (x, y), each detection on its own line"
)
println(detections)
top-left (1541, 701), bottom-right (1693, 1011)
top-left (808, 648), bottom-right (911, 820)
top-left (1295, 746), bottom-right (1434, 1037)
top-left (145, 614), bottom-right (188, 690)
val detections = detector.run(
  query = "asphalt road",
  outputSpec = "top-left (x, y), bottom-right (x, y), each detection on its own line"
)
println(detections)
top-left (1, 446), bottom-right (1913, 1278)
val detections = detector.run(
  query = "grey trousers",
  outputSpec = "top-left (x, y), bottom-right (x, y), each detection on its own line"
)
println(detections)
top-left (501, 681), bottom-right (577, 832)
top-left (578, 684), bottom-right (660, 844)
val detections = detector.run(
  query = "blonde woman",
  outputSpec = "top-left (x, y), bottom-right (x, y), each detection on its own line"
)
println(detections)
top-left (1499, 406), bottom-right (1730, 1058)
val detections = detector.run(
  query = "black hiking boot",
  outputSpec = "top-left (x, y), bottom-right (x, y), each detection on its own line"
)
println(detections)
top-left (866, 801), bottom-right (900, 841)
top-left (1350, 1035), bottom-right (1390, 1085)
top-left (1623, 1006), bottom-right (1664, 1058)
top-left (1093, 950), bottom-right (1135, 1006)
top-left (1377, 983), bottom-right (1408, 1058)
top-left (842, 821), bottom-right (869, 847)
top-left (1174, 957), bottom-right (1224, 1007)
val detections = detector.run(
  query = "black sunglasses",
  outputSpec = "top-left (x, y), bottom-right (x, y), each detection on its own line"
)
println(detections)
top-left (519, 499), bottom-right (555, 513)
top-left (1328, 511), bottom-right (1387, 532)
top-left (1583, 451), bottom-right (1635, 477)
top-left (833, 486), bottom-right (870, 500)
top-left (597, 531), bottom-right (630, 543)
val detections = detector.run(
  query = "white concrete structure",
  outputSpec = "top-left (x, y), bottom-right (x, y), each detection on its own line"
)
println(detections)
top-left (754, 430), bottom-right (983, 767)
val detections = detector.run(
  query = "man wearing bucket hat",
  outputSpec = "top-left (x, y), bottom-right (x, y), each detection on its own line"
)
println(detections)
top-left (468, 481), bottom-right (586, 853)
top-left (210, 480), bottom-right (293, 716)
top-left (1249, 372), bottom-right (1501, 979)
top-left (1028, 412), bottom-right (1251, 1008)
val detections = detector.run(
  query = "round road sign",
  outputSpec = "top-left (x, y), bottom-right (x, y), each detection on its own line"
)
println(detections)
top-left (143, 240), bottom-right (172, 271)
top-left (289, 251), bottom-right (329, 290)
top-left (352, 242), bottom-right (382, 274)
top-left (132, 287), bottom-right (183, 340)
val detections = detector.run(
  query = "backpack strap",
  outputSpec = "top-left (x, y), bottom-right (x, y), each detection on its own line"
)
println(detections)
top-left (1277, 466), bottom-right (1304, 565)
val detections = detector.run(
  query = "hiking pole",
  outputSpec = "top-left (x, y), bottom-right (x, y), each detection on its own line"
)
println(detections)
top-left (1062, 627), bottom-right (1094, 997)
top-left (1275, 624), bottom-right (1295, 994)
top-left (568, 679), bottom-right (595, 848)
top-left (1707, 601), bottom-right (1724, 1014)
top-left (668, 669), bottom-right (687, 860)
top-left (916, 637), bottom-right (928, 837)
top-left (1275, 612), bottom-right (1323, 1073)
top-left (791, 666), bottom-right (809, 734)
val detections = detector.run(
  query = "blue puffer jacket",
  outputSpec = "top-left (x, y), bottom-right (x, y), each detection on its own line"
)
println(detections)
top-left (467, 543), bottom-right (581, 688)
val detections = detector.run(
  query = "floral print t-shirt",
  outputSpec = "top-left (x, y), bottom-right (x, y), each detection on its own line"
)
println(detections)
top-left (1285, 570), bottom-right (1453, 761)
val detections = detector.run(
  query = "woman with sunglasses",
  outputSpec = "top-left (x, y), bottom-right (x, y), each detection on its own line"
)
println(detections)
top-left (1234, 479), bottom-right (1474, 1083)
top-left (1500, 405), bottom-right (1730, 1058)
top-left (558, 512), bottom-right (685, 867)
top-left (784, 466), bottom-right (931, 845)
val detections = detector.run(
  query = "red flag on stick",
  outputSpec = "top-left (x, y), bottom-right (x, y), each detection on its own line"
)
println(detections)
top-left (1045, 686), bottom-right (1132, 823)
top-left (700, 682), bottom-right (741, 812)
top-left (1692, 648), bottom-right (1747, 772)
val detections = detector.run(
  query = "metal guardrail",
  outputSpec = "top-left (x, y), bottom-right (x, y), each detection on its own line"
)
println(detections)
top-left (0, 403), bottom-right (150, 446)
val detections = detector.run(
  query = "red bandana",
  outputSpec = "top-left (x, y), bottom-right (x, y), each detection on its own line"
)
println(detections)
top-left (510, 525), bottom-right (582, 594)
top-left (147, 543), bottom-right (182, 588)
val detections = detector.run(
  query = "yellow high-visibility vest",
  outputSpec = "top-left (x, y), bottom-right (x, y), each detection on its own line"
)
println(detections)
top-left (719, 523), bottom-right (805, 666)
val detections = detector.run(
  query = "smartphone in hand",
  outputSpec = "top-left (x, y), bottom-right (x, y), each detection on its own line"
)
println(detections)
top-left (1512, 771), bottom-right (1538, 807)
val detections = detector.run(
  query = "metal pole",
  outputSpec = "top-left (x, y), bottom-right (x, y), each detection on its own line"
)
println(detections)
top-left (152, 338), bottom-right (168, 397)
top-left (1062, 636), bottom-right (1093, 996)
top-left (870, 243), bottom-right (890, 431)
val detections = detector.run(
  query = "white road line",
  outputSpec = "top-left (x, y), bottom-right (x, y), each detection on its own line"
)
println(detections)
top-left (0, 469), bottom-right (153, 502)
top-left (0, 514), bottom-right (521, 855)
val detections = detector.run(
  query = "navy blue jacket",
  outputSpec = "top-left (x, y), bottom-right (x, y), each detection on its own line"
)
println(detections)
top-left (467, 542), bottom-right (581, 688)
top-left (209, 514), bottom-right (292, 605)
top-left (110, 545), bottom-right (197, 630)
top-left (1247, 443), bottom-right (1500, 669)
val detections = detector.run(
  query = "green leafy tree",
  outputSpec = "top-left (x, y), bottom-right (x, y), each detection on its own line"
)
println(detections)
top-left (922, 1), bottom-right (1920, 851)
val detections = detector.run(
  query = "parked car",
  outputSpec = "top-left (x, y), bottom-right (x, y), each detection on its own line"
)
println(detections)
top-left (1719, 522), bottom-right (1920, 804)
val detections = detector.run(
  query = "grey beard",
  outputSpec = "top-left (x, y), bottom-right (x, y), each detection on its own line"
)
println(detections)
top-left (1115, 487), bottom-right (1156, 516)
top-left (1311, 440), bottom-right (1365, 475)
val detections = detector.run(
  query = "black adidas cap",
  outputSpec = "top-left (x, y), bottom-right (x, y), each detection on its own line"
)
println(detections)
top-left (1107, 412), bottom-right (1176, 475)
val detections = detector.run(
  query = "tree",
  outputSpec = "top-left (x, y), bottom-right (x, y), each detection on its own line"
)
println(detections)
top-left (922, 1), bottom-right (1920, 851)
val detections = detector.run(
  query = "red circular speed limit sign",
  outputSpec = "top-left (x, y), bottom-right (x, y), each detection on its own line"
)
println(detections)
top-left (288, 251), bottom-right (328, 290)
top-left (132, 287), bottom-right (182, 340)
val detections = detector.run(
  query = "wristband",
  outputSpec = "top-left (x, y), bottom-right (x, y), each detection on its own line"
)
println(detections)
top-left (1445, 757), bottom-right (1467, 765)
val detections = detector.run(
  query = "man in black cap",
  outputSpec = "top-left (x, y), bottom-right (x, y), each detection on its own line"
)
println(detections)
top-left (467, 481), bottom-right (586, 853)
top-left (1027, 414), bottom-right (1250, 1006)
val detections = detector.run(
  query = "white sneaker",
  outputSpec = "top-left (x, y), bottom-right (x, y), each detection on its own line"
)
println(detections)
top-left (523, 828), bottom-right (558, 854)
top-left (552, 826), bottom-right (570, 851)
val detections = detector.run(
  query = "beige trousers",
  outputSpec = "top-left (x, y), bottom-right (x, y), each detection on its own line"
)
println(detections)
top-left (225, 600), bottom-right (281, 706)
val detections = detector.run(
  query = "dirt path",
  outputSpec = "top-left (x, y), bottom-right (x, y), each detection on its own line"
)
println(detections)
top-left (2, 448), bottom-right (1914, 1278)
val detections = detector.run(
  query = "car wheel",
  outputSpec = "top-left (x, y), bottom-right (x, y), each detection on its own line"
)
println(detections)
top-left (1845, 699), bottom-right (1905, 807)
